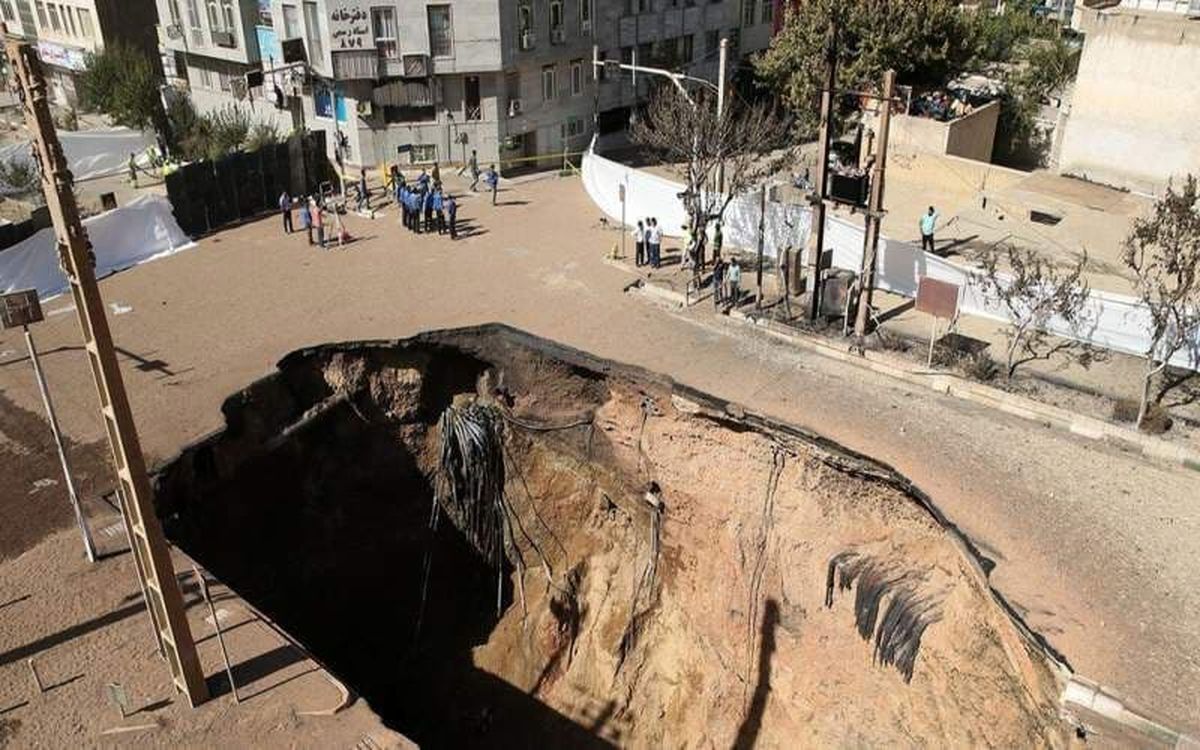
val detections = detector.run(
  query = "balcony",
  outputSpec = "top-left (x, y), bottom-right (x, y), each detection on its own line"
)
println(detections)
top-left (211, 30), bottom-right (236, 49)
top-left (333, 49), bottom-right (379, 81)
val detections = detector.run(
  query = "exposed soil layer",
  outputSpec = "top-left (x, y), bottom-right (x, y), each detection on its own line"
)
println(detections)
top-left (154, 324), bottom-right (1073, 748)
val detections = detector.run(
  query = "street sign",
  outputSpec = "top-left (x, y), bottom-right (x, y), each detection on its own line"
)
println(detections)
top-left (0, 289), bottom-right (43, 329)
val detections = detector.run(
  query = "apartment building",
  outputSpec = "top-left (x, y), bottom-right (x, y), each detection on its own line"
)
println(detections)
top-left (20, 0), bottom-right (158, 106)
top-left (155, 0), bottom-right (293, 129)
top-left (261, 0), bottom-right (776, 169)
top-left (0, 0), bottom-right (37, 39)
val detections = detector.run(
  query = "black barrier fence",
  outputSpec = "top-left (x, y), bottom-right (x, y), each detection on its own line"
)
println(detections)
top-left (165, 131), bottom-right (334, 237)
top-left (0, 205), bottom-right (51, 253)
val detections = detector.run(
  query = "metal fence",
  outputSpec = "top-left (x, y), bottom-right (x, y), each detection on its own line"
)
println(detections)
top-left (165, 131), bottom-right (333, 237)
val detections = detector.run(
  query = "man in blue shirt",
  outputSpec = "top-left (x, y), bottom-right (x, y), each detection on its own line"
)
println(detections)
top-left (431, 190), bottom-right (445, 234)
top-left (919, 206), bottom-right (939, 253)
top-left (446, 194), bottom-right (458, 239)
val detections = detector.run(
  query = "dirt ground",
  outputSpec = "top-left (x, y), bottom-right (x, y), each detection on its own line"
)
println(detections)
top-left (0, 169), bottom-right (1197, 742)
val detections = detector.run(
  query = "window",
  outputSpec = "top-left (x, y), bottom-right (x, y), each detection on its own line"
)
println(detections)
top-left (742, 0), bottom-right (755, 26)
top-left (549, 0), bottom-right (562, 30)
top-left (372, 7), bottom-right (398, 59)
top-left (206, 0), bottom-right (219, 29)
top-left (570, 59), bottom-right (583, 96)
top-left (638, 0), bottom-right (650, 11)
top-left (186, 0), bottom-right (201, 28)
top-left (64, 6), bottom-right (78, 36)
top-left (427, 5), bottom-right (452, 58)
top-left (46, 2), bottom-right (60, 32)
top-left (166, 0), bottom-right (180, 25)
top-left (221, 0), bottom-right (236, 30)
top-left (761, 0), bottom-right (773, 24)
top-left (517, 2), bottom-right (533, 48)
top-left (580, 0), bottom-right (591, 33)
top-left (678, 34), bottom-right (693, 63)
top-left (282, 4), bottom-right (299, 38)
top-left (34, 1), bottom-right (47, 28)
top-left (197, 65), bottom-right (212, 88)
top-left (410, 144), bottom-right (437, 163)
top-left (77, 7), bottom-right (93, 37)
top-left (303, 1), bottom-right (323, 60)
top-left (0, 1), bottom-right (13, 22)
top-left (561, 116), bottom-right (585, 139)
top-left (541, 64), bottom-right (556, 101)
top-left (505, 72), bottom-right (520, 103)
top-left (705, 29), bottom-right (719, 54)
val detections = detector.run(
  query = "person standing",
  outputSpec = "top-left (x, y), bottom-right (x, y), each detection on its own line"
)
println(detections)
top-left (469, 151), bottom-right (481, 191)
top-left (648, 218), bottom-right (662, 269)
top-left (712, 254), bottom-right (727, 309)
top-left (919, 206), bottom-right (939, 253)
top-left (432, 189), bottom-right (445, 234)
top-left (299, 197), bottom-right (313, 245)
top-left (712, 220), bottom-right (723, 262)
top-left (633, 220), bottom-right (646, 267)
top-left (128, 153), bottom-right (138, 188)
top-left (726, 258), bottom-right (742, 311)
top-left (314, 201), bottom-right (326, 249)
top-left (279, 191), bottom-right (293, 233)
top-left (681, 224), bottom-right (695, 270)
top-left (431, 161), bottom-right (442, 188)
top-left (446, 194), bottom-right (458, 239)
top-left (357, 167), bottom-right (370, 211)
top-left (484, 165), bottom-right (499, 205)
top-left (423, 188), bottom-right (434, 233)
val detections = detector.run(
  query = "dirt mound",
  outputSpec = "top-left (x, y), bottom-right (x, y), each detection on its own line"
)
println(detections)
top-left (153, 325), bottom-right (1072, 747)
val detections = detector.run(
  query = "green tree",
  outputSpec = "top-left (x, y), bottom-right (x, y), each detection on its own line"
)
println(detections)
top-left (78, 44), bottom-right (166, 137)
top-left (755, 0), bottom-right (978, 135)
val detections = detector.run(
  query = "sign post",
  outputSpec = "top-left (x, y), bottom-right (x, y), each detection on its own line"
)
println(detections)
top-left (2, 290), bottom-right (97, 562)
top-left (915, 277), bottom-right (961, 368)
top-left (619, 182), bottom-right (626, 259)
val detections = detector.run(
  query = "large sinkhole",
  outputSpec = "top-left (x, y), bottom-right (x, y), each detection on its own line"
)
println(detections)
top-left (154, 325), bottom-right (1073, 747)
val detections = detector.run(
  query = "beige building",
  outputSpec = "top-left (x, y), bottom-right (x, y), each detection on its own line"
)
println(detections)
top-left (1058, 1), bottom-right (1200, 194)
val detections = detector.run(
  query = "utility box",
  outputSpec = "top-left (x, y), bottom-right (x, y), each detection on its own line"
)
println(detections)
top-left (821, 269), bottom-right (857, 318)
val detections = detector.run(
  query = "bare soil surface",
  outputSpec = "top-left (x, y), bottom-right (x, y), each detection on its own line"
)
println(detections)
top-left (0, 171), bottom-right (1197, 741)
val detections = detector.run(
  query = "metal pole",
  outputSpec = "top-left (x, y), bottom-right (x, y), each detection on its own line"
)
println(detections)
top-left (756, 183), bottom-right (766, 309)
top-left (805, 21), bottom-right (837, 321)
top-left (716, 37), bottom-right (728, 196)
top-left (23, 325), bottom-right (97, 562)
top-left (193, 567), bottom-right (239, 704)
top-left (853, 68), bottom-right (896, 339)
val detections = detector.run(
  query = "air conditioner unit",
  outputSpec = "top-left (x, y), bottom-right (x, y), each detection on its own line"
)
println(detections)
top-left (551, 28), bottom-right (565, 44)
top-left (508, 99), bottom-right (522, 117)
top-left (519, 31), bottom-right (535, 50)
top-left (357, 100), bottom-right (374, 117)
top-left (581, 19), bottom-right (592, 33)
top-left (402, 53), bottom-right (429, 78)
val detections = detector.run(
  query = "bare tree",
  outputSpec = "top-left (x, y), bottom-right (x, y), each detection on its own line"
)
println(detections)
top-left (631, 85), bottom-right (791, 245)
top-left (1123, 175), bottom-right (1200, 428)
top-left (972, 244), bottom-right (1103, 381)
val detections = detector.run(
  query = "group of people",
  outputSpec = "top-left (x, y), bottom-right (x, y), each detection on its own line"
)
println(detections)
top-left (279, 190), bottom-right (338, 249)
top-left (631, 215), bottom-right (741, 311)
top-left (396, 169), bottom-right (458, 238)
top-left (631, 218), bottom-right (665, 268)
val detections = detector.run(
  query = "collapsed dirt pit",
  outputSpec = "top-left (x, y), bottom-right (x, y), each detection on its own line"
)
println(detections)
top-left (153, 324), bottom-right (1076, 748)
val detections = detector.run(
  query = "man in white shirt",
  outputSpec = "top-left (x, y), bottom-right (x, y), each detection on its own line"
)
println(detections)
top-left (648, 219), bottom-right (662, 268)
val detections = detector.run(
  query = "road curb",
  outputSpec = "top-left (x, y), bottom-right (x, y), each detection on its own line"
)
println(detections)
top-left (618, 270), bottom-right (1200, 472)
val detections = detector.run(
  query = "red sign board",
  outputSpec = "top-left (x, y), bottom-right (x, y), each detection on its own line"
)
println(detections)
top-left (915, 277), bottom-right (959, 320)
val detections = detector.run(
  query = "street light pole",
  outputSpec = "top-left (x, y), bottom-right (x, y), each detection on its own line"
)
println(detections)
top-left (853, 68), bottom-right (896, 339)
top-left (716, 37), bottom-right (728, 196)
top-left (805, 20), bottom-right (838, 321)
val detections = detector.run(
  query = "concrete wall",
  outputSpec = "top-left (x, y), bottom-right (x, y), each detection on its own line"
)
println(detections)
top-left (880, 100), bottom-right (1001, 164)
top-left (1058, 7), bottom-right (1200, 195)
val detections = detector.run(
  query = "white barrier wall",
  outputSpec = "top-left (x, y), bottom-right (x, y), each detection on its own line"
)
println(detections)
top-left (0, 195), bottom-right (195, 300)
top-left (0, 128), bottom-right (157, 184)
top-left (582, 146), bottom-right (1199, 370)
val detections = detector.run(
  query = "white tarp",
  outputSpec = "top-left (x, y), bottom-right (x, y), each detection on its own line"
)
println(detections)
top-left (582, 145), bottom-right (1199, 370)
top-left (0, 127), bottom-right (156, 183)
top-left (0, 194), bottom-right (195, 300)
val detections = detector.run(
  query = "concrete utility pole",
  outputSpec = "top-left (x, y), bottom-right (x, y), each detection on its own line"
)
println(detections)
top-left (4, 37), bottom-right (209, 707)
top-left (853, 69), bottom-right (896, 339)
top-left (805, 21), bottom-right (838, 321)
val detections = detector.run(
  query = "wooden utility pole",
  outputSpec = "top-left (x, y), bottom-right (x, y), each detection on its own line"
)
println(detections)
top-left (805, 21), bottom-right (838, 321)
top-left (4, 38), bottom-right (209, 706)
top-left (853, 69), bottom-right (896, 339)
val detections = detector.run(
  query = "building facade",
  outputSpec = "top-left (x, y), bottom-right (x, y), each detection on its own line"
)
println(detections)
top-left (1057, 1), bottom-right (1200, 194)
top-left (17, 0), bottom-right (158, 106)
top-left (241, 0), bottom-right (777, 170)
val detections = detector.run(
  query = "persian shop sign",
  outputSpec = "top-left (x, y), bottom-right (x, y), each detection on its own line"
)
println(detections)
top-left (37, 41), bottom-right (88, 72)
top-left (328, 1), bottom-right (370, 50)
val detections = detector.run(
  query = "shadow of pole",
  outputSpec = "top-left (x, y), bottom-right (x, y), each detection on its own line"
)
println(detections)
top-left (732, 599), bottom-right (779, 750)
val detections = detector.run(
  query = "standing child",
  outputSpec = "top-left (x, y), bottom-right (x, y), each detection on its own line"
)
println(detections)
top-left (300, 197), bottom-right (313, 245)
top-left (446, 194), bottom-right (458, 239)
